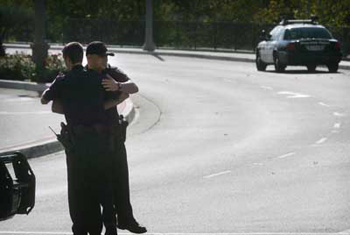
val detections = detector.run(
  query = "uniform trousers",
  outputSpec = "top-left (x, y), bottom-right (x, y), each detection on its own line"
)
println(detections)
top-left (66, 126), bottom-right (116, 235)
top-left (113, 138), bottom-right (133, 222)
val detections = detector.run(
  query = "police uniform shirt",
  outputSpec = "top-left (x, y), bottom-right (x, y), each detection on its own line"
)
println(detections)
top-left (102, 66), bottom-right (129, 123)
top-left (43, 65), bottom-right (107, 126)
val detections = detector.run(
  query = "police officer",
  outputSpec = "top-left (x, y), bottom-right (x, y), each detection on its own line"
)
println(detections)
top-left (41, 42), bottom-right (117, 235)
top-left (86, 41), bottom-right (147, 234)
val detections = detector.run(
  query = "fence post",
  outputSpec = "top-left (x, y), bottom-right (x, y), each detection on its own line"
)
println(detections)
top-left (213, 22), bottom-right (217, 50)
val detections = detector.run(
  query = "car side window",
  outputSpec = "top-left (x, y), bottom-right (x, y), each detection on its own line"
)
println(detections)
top-left (284, 29), bottom-right (291, 40)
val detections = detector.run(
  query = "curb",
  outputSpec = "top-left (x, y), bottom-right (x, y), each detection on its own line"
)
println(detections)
top-left (5, 43), bottom-right (350, 70)
top-left (0, 79), bottom-right (135, 159)
top-left (4, 43), bottom-right (254, 62)
top-left (0, 79), bottom-right (49, 92)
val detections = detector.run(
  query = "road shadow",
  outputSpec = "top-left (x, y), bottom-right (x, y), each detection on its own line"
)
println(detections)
top-left (149, 52), bottom-right (165, 62)
top-left (264, 69), bottom-right (340, 75)
top-left (18, 94), bottom-right (38, 98)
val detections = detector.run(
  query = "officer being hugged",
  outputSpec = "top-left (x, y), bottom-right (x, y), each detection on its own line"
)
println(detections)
top-left (41, 42), bottom-right (117, 235)
top-left (86, 41), bottom-right (146, 234)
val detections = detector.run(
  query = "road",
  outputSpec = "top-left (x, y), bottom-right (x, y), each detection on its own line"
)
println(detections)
top-left (1, 53), bottom-right (350, 234)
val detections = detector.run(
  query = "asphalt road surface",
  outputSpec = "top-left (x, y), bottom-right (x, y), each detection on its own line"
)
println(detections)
top-left (1, 54), bottom-right (350, 234)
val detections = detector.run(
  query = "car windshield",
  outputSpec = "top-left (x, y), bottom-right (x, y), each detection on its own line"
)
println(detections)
top-left (284, 27), bottom-right (333, 40)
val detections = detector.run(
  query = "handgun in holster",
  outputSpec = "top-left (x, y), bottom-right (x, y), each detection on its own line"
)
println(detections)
top-left (50, 122), bottom-right (74, 152)
top-left (118, 115), bottom-right (128, 142)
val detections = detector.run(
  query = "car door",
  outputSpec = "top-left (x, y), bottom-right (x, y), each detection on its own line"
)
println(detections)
top-left (265, 26), bottom-right (282, 63)
top-left (258, 40), bottom-right (268, 62)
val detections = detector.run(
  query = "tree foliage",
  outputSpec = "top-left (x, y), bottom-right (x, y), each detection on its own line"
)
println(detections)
top-left (1, 0), bottom-right (349, 47)
top-left (2, 0), bottom-right (348, 26)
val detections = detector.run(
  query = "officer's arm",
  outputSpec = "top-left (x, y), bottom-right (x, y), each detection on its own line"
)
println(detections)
top-left (52, 100), bottom-right (64, 114)
top-left (41, 89), bottom-right (51, 104)
top-left (102, 74), bottom-right (139, 94)
top-left (104, 92), bottom-right (129, 110)
top-left (41, 75), bottom-right (63, 105)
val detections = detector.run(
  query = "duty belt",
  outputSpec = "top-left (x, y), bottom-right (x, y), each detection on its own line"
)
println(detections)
top-left (71, 123), bottom-right (111, 135)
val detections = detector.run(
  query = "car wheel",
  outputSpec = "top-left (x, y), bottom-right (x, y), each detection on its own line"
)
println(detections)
top-left (274, 54), bottom-right (286, 73)
top-left (307, 64), bottom-right (316, 73)
top-left (256, 52), bottom-right (267, 71)
top-left (327, 63), bottom-right (339, 73)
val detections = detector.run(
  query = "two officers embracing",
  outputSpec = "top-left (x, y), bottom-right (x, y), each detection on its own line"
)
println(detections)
top-left (41, 41), bottom-right (146, 235)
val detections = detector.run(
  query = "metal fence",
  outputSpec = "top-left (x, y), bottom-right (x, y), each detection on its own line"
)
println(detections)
top-left (5, 19), bottom-right (350, 56)
top-left (61, 19), bottom-right (145, 46)
top-left (153, 21), bottom-right (274, 51)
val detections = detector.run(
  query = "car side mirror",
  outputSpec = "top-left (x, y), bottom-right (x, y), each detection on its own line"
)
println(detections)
top-left (266, 33), bottom-right (272, 41)
top-left (259, 30), bottom-right (270, 41)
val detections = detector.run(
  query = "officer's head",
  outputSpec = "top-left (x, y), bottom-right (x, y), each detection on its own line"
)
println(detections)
top-left (86, 41), bottom-right (114, 72)
top-left (62, 42), bottom-right (84, 70)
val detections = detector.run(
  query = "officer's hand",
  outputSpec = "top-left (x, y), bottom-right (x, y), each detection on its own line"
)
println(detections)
top-left (102, 74), bottom-right (121, 92)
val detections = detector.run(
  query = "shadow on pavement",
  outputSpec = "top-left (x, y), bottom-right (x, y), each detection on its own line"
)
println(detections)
top-left (264, 69), bottom-right (339, 75)
top-left (150, 53), bottom-right (165, 62)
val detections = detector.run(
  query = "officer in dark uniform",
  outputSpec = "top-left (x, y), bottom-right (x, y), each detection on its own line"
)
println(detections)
top-left (41, 42), bottom-right (117, 235)
top-left (86, 41), bottom-right (147, 234)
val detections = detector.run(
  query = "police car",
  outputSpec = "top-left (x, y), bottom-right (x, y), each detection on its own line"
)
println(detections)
top-left (256, 18), bottom-right (342, 72)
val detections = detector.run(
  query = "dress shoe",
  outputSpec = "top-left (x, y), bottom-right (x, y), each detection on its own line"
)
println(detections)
top-left (117, 219), bottom-right (147, 234)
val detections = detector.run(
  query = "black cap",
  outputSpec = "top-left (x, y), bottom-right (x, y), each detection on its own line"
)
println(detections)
top-left (86, 41), bottom-right (114, 56)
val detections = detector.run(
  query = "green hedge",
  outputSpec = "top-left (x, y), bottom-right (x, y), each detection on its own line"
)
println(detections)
top-left (0, 53), bottom-right (65, 83)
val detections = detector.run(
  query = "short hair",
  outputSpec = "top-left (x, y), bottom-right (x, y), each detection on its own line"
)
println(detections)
top-left (62, 42), bottom-right (83, 64)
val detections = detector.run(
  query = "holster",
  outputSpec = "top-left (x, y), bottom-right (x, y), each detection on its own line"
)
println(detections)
top-left (57, 122), bottom-right (74, 152)
top-left (119, 115), bottom-right (128, 142)
top-left (112, 115), bottom-right (128, 143)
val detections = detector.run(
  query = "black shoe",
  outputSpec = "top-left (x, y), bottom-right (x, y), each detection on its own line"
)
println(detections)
top-left (117, 219), bottom-right (147, 234)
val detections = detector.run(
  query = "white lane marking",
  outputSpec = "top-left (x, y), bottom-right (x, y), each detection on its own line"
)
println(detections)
top-left (332, 123), bottom-right (341, 133)
top-left (277, 152), bottom-right (295, 159)
top-left (315, 137), bottom-right (327, 145)
top-left (261, 86), bottom-right (273, 90)
top-left (334, 112), bottom-right (346, 117)
top-left (203, 170), bottom-right (231, 179)
top-left (318, 102), bottom-right (330, 107)
top-left (0, 111), bottom-right (51, 115)
top-left (277, 91), bottom-right (311, 98)
top-left (339, 229), bottom-right (350, 234)
top-left (334, 123), bottom-right (341, 129)
top-left (252, 162), bottom-right (264, 166)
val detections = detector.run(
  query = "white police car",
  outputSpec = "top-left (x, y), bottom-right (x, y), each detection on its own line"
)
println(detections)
top-left (256, 18), bottom-right (342, 72)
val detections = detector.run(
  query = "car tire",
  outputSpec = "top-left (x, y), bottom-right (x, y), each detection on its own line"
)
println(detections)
top-left (274, 53), bottom-right (286, 73)
top-left (256, 52), bottom-right (267, 71)
top-left (307, 64), bottom-right (316, 73)
top-left (327, 63), bottom-right (339, 73)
